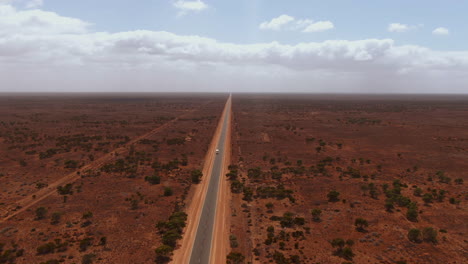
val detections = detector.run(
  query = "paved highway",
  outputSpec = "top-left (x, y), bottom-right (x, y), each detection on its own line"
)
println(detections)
top-left (189, 97), bottom-right (231, 264)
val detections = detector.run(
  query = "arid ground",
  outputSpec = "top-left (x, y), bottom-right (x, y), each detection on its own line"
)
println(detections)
top-left (227, 94), bottom-right (467, 264)
top-left (0, 94), bottom-right (227, 264)
top-left (1, 94), bottom-right (467, 264)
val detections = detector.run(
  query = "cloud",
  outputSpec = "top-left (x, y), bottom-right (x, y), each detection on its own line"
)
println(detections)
top-left (25, 0), bottom-right (43, 8)
top-left (260, 15), bottom-right (334, 33)
top-left (0, 4), bottom-right (467, 93)
top-left (388, 23), bottom-right (423, 33)
top-left (388, 23), bottom-right (410, 33)
top-left (259, 15), bottom-right (295, 31)
top-left (0, 4), bottom-right (90, 34)
top-left (302, 21), bottom-right (334, 33)
top-left (432, 27), bottom-right (449, 36)
top-left (173, 0), bottom-right (208, 16)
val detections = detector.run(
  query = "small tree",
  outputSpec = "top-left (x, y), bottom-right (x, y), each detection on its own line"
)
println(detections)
top-left (231, 180), bottom-right (244, 193)
top-left (226, 252), bottom-right (245, 264)
top-left (406, 202), bottom-right (418, 222)
top-left (342, 247), bottom-right (354, 260)
top-left (35, 207), bottom-right (47, 220)
top-left (154, 244), bottom-right (173, 264)
top-left (422, 227), bottom-right (438, 243)
top-left (82, 253), bottom-right (96, 264)
top-left (311, 209), bottom-right (322, 222)
top-left (327, 190), bottom-right (340, 202)
top-left (145, 175), bottom-right (161, 185)
top-left (330, 238), bottom-right (345, 250)
top-left (385, 200), bottom-right (394, 212)
top-left (354, 218), bottom-right (369, 232)
top-left (422, 193), bottom-right (433, 204)
top-left (413, 188), bottom-right (423, 197)
top-left (163, 187), bottom-right (173, 196)
top-left (407, 228), bottom-right (421, 242)
top-left (50, 212), bottom-right (61, 225)
top-left (191, 170), bottom-right (203, 184)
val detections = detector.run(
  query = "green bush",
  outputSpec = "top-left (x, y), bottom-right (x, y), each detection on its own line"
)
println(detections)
top-left (226, 252), bottom-right (245, 264)
top-left (35, 207), bottom-right (47, 220)
top-left (145, 175), bottom-right (161, 185)
top-left (327, 190), bottom-right (340, 202)
top-left (191, 170), bottom-right (203, 184)
top-left (407, 228), bottom-right (421, 242)
top-left (422, 227), bottom-right (438, 243)
top-left (163, 187), bottom-right (173, 196)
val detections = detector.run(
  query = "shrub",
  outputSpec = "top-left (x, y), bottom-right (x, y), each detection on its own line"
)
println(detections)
top-left (229, 235), bottom-right (239, 248)
top-left (154, 245), bottom-right (173, 264)
top-left (82, 211), bottom-right (93, 219)
top-left (145, 175), bottom-right (161, 185)
top-left (422, 227), bottom-right (438, 243)
top-left (50, 212), bottom-right (61, 225)
top-left (226, 252), bottom-right (245, 264)
top-left (413, 187), bottom-right (422, 197)
top-left (327, 190), bottom-right (340, 202)
top-left (64, 160), bottom-right (79, 169)
top-left (82, 254), bottom-right (96, 264)
top-left (57, 184), bottom-right (73, 195)
top-left (406, 202), bottom-right (418, 222)
top-left (354, 218), bottom-right (369, 232)
top-left (330, 238), bottom-right (345, 250)
top-left (35, 207), bottom-right (47, 220)
top-left (385, 200), bottom-right (394, 212)
top-left (191, 170), bottom-right (203, 184)
top-left (163, 187), bottom-right (173, 197)
top-left (422, 193), bottom-right (433, 204)
top-left (311, 208), bottom-right (322, 222)
top-left (407, 228), bottom-right (421, 242)
top-left (341, 247), bottom-right (354, 260)
top-left (79, 238), bottom-right (93, 251)
top-left (37, 242), bottom-right (56, 255)
top-left (230, 180), bottom-right (244, 193)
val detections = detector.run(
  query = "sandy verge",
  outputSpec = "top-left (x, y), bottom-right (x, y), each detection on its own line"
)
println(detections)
top-left (171, 96), bottom-right (230, 264)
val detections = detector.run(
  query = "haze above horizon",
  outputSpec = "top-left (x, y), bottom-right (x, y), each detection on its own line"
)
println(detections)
top-left (1, 0), bottom-right (467, 93)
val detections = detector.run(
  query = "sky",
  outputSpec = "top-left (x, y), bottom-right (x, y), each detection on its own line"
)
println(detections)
top-left (0, 0), bottom-right (467, 93)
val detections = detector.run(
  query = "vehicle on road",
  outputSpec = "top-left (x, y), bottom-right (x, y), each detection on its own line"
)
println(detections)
top-left (216, 149), bottom-right (219, 154)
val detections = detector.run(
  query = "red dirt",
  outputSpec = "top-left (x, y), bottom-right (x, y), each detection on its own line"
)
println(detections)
top-left (228, 94), bottom-right (468, 264)
top-left (0, 94), bottom-right (227, 263)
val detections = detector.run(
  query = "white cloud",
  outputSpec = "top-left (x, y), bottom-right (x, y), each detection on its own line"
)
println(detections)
top-left (260, 15), bottom-right (333, 33)
top-left (173, 0), bottom-right (207, 16)
top-left (25, 0), bottom-right (43, 8)
top-left (388, 23), bottom-right (410, 33)
top-left (259, 15), bottom-right (295, 31)
top-left (302, 21), bottom-right (334, 33)
top-left (388, 23), bottom-right (423, 33)
top-left (432, 27), bottom-right (449, 36)
top-left (0, 5), bottom-right (90, 34)
top-left (0, 4), bottom-right (467, 93)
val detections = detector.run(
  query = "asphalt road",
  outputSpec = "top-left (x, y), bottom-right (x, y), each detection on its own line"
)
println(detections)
top-left (189, 98), bottom-right (231, 264)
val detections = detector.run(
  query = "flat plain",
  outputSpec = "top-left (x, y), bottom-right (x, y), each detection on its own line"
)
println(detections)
top-left (228, 94), bottom-right (468, 264)
top-left (0, 94), bottom-right (226, 263)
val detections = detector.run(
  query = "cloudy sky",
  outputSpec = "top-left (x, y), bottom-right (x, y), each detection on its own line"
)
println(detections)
top-left (1, 0), bottom-right (467, 93)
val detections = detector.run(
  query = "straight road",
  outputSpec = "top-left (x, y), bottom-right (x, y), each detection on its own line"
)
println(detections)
top-left (189, 95), bottom-right (231, 264)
